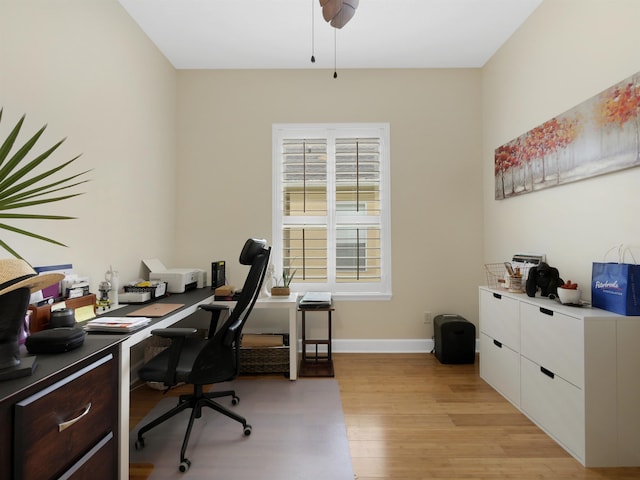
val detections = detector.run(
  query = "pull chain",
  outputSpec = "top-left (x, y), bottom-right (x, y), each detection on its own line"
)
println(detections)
top-left (310, 0), bottom-right (316, 63)
top-left (333, 28), bottom-right (338, 79)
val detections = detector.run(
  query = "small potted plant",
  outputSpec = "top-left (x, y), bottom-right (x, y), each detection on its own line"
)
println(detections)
top-left (271, 267), bottom-right (295, 296)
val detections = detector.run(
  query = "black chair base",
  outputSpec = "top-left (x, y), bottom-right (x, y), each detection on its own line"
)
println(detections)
top-left (135, 384), bottom-right (252, 472)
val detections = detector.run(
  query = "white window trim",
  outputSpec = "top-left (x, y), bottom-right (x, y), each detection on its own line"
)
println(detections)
top-left (272, 123), bottom-right (392, 301)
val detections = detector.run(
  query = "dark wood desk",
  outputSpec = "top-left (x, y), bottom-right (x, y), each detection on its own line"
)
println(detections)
top-left (0, 337), bottom-right (122, 480)
top-left (1, 288), bottom-right (217, 479)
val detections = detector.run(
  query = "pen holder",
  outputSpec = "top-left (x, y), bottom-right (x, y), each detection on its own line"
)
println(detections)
top-left (508, 276), bottom-right (523, 293)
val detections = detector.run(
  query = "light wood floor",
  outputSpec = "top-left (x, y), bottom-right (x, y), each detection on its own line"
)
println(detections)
top-left (130, 353), bottom-right (640, 479)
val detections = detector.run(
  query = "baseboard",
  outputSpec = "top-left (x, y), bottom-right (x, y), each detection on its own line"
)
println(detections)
top-left (130, 339), bottom-right (480, 388)
top-left (314, 338), bottom-right (479, 353)
top-left (332, 338), bottom-right (434, 353)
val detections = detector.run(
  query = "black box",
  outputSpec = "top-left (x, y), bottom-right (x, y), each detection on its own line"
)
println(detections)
top-left (433, 314), bottom-right (476, 364)
top-left (211, 261), bottom-right (226, 289)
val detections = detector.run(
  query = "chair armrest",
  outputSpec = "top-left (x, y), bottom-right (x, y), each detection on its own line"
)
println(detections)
top-left (150, 327), bottom-right (197, 338)
top-left (148, 328), bottom-right (197, 388)
top-left (199, 303), bottom-right (232, 337)
top-left (198, 303), bottom-right (231, 312)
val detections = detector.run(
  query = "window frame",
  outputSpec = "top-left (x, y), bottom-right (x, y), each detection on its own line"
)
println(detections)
top-left (272, 123), bottom-right (392, 300)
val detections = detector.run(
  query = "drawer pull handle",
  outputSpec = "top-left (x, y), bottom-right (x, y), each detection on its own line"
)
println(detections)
top-left (540, 307), bottom-right (554, 316)
top-left (493, 293), bottom-right (502, 299)
top-left (493, 339), bottom-right (502, 348)
top-left (58, 403), bottom-right (92, 432)
top-left (540, 366), bottom-right (555, 379)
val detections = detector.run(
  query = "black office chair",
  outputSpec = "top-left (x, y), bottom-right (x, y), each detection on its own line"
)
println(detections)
top-left (134, 238), bottom-right (271, 473)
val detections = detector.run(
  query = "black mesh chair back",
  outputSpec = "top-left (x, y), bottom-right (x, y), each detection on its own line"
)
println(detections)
top-left (189, 239), bottom-right (271, 384)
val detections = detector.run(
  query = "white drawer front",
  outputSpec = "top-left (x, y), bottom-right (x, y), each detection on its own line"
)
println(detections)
top-left (479, 332), bottom-right (520, 406)
top-left (479, 289), bottom-right (520, 352)
top-left (520, 302), bottom-right (584, 388)
top-left (521, 356), bottom-right (585, 462)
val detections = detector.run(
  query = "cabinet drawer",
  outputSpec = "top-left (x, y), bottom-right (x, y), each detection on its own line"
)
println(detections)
top-left (521, 356), bottom-right (584, 462)
top-left (479, 289), bottom-right (520, 351)
top-left (479, 332), bottom-right (520, 406)
top-left (520, 302), bottom-right (583, 388)
top-left (60, 432), bottom-right (116, 480)
top-left (15, 354), bottom-right (116, 480)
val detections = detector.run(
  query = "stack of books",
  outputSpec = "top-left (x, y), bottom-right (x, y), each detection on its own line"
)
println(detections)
top-left (85, 316), bottom-right (151, 333)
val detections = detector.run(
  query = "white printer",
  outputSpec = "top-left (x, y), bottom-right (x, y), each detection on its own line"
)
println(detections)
top-left (143, 258), bottom-right (206, 293)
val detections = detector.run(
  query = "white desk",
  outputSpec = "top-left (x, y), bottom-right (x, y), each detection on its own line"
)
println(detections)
top-left (214, 292), bottom-right (299, 381)
top-left (109, 289), bottom-right (215, 479)
top-left (101, 289), bottom-right (299, 479)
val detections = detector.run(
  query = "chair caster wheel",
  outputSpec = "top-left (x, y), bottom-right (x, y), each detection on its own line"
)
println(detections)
top-left (179, 459), bottom-right (191, 473)
top-left (243, 424), bottom-right (252, 436)
top-left (232, 395), bottom-right (240, 405)
top-left (135, 439), bottom-right (145, 450)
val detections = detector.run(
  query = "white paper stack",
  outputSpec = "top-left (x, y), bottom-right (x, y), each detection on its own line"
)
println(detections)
top-left (299, 291), bottom-right (332, 308)
top-left (85, 316), bottom-right (151, 333)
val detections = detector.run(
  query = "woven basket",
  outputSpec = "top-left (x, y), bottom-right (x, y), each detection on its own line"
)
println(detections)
top-left (240, 334), bottom-right (289, 375)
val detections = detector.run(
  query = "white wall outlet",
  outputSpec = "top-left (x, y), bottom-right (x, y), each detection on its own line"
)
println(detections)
top-left (424, 311), bottom-right (432, 325)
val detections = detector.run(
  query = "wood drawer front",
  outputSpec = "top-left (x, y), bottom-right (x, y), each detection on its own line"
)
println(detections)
top-left (15, 354), bottom-right (116, 480)
top-left (521, 356), bottom-right (585, 462)
top-left (479, 289), bottom-right (520, 351)
top-left (520, 302), bottom-right (584, 388)
top-left (60, 432), bottom-right (116, 480)
top-left (479, 333), bottom-right (520, 406)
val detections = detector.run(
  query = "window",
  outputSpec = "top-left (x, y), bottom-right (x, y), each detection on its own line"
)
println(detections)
top-left (272, 123), bottom-right (391, 299)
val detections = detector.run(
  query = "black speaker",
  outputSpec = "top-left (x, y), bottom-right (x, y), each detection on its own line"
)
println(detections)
top-left (433, 314), bottom-right (476, 364)
top-left (211, 261), bottom-right (226, 289)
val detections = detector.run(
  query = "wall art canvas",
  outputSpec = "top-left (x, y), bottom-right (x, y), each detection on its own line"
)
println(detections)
top-left (495, 71), bottom-right (640, 199)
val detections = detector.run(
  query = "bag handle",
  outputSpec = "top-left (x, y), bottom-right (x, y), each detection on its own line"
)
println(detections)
top-left (603, 243), bottom-right (638, 264)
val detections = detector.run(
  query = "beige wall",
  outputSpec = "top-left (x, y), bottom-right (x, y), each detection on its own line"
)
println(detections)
top-left (174, 69), bottom-right (484, 340)
top-left (1, 0), bottom-right (177, 288)
top-left (8, 0), bottom-right (637, 346)
top-left (482, 0), bottom-right (640, 298)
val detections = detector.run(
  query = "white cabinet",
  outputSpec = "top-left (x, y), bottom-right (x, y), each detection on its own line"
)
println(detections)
top-left (479, 286), bottom-right (640, 467)
top-left (520, 303), bottom-right (584, 389)
top-left (520, 356), bottom-right (585, 461)
top-left (479, 332), bottom-right (520, 405)
top-left (479, 289), bottom-right (521, 405)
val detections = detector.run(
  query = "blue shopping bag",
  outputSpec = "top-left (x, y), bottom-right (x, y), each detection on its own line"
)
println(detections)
top-left (591, 262), bottom-right (640, 316)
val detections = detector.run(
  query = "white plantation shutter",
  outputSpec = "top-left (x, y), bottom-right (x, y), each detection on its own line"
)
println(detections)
top-left (273, 124), bottom-right (391, 299)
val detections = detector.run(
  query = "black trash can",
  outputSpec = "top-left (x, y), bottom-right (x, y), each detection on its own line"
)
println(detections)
top-left (433, 314), bottom-right (476, 364)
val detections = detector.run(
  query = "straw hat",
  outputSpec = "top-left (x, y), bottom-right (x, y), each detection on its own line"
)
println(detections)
top-left (0, 258), bottom-right (65, 297)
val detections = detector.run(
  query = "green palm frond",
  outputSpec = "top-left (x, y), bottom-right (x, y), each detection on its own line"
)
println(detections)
top-left (0, 108), bottom-right (91, 259)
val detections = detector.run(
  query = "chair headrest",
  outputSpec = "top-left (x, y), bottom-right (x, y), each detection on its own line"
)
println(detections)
top-left (239, 238), bottom-right (268, 265)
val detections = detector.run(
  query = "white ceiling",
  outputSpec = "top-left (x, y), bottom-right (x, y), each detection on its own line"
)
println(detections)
top-left (117, 0), bottom-right (542, 70)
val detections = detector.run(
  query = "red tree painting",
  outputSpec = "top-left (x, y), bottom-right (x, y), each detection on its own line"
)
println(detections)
top-left (495, 72), bottom-right (640, 199)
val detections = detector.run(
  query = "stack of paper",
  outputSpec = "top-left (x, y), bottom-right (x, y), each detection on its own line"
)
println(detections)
top-left (299, 291), bottom-right (332, 308)
top-left (85, 316), bottom-right (151, 333)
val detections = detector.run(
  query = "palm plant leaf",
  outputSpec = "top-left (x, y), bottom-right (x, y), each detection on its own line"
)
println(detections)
top-left (0, 238), bottom-right (22, 259)
top-left (0, 108), bottom-right (91, 259)
top-left (0, 213), bottom-right (76, 220)
top-left (0, 222), bottom-right (68, 246)
top-left (0, 160), bottom-right (87, 201)
top-left (0, 193), bottom-right (84, 211)
top-left (0, 139), bottom-right (67, 193)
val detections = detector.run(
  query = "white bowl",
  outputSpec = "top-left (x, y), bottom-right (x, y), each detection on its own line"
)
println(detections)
top-left (557, 288), bottom-right (581, 305)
